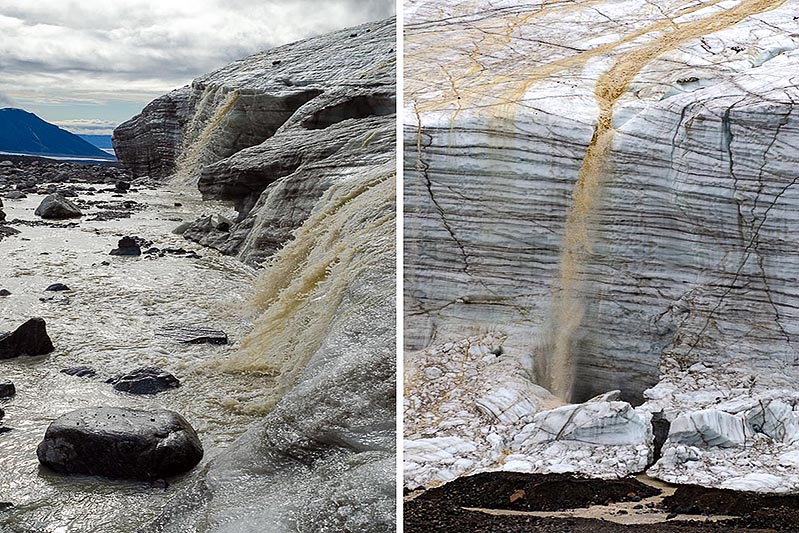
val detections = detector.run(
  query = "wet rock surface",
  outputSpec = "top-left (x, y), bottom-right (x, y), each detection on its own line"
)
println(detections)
top-left (0, 318), bottom-right (55, 359)
top-left (107, 366), bottom-right (180, 395)
top-left (36, 407), bottom-right (203, 480)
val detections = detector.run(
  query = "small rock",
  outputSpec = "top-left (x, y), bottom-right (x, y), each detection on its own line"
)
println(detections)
top-left (45, 283), bottom-right (70, 292)
top-left (0, 226), bottom-right (20, 242)
top-left (110, 236), bottom-right (141, 256)
top-left (34, 193), bottom-right (82, 219)
top-left (4, 191), bottom-right (26, 200)
top-left (0, 381), bottom-right (15, 398)
top-left (115, 181), bottom-right (130, 193)
top-left (60, 366), bottom-right (96, 378)
top-left (0, 318), bottom-right (55, 359)
top-left (108, 366), bottom-right (180, 395)
top-left (0, 289), bottom-right (10, 297)
top-left (36, 407), bottom-right (203, 480)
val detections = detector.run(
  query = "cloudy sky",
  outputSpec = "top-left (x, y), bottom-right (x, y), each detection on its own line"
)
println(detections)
top-left (0, 0), bottom-right (394, 135)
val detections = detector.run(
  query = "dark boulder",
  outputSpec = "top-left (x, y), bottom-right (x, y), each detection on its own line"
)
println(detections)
top-left (0, 226), bottom-right (20, 242)
top-left (108, 366), bottom-right (179, 394)
top-left (0, 318), bottom-right (55, 359)
top-left (45, 283), bottom-right (70, 292)
top-left (115, 181), bottom-right (130, 193)
top-left (60, 366), bottom-right (96, 378)
top-left (0, 289), bottom-right (10, 297)
top-left (34, 193), bottom-right (82, 219)
top-left (36, 407), bottom-right (203, 480)
top-left (0, 381), bottom-right (15, 398)
top-left (109, 236), bottom-right (141, 256)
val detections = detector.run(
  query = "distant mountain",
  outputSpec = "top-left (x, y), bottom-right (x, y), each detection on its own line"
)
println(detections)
top-left (79, 134), bottom-right (114, 150)
top-left (0, 108), bottom-right (115, 160)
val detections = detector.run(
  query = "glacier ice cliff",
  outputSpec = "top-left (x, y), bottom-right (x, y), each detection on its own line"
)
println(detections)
top-left (114, 17), bottom-right (395, 266)
top-left (115, 18), bottom-right (396, 532)
top-left (404, 0), bottom-right (799, 492)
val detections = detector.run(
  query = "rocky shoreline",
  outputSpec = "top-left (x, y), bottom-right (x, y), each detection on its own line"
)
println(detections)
top-left (0, 162), bottom-right (223, 483)
top-left (0, 156), bottom-right (260, 529)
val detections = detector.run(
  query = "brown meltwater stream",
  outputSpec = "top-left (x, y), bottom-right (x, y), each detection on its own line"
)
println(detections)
top-left (545, 0), bottom-right (789, 400)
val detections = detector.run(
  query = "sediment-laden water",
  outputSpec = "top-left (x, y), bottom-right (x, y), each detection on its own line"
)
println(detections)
top-left (0, 183), bottom-right (266, 532)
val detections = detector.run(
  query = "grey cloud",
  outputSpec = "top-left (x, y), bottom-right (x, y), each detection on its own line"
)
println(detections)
top-left (55, 119), bottom-right (118, 135)
top-left (0, 0), bottom-right (395, 112)
top-left (0, 90), bottom-right (15, 107)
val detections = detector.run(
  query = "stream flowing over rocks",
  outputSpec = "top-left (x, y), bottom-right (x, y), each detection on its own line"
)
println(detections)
top-left (1, 16), bottom-right (395, 533)
top-left (404, 0), bottom-right (799, 500)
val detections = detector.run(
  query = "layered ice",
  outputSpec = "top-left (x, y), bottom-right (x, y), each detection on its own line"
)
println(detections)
top-left (404, 0), bottom-right (799, 494)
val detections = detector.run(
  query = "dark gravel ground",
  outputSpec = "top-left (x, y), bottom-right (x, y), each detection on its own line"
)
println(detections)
top-left (663, 485), bottom-right (799, 531)
top-left (413, 472), bottom-right (660, 511)
top-left (405, 472), bottom-right (799, 532)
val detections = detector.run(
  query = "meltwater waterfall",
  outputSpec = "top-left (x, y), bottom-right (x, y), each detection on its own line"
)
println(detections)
top-left (174, 89), bottom-right (241, 186)
top-left (404, 0), bottom-right (799, 496)
top-left (545, 0), bottom-right (789, 401)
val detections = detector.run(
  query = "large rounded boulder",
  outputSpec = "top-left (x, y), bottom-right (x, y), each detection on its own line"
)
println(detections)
top-left (36, 407), bottom-right (203, 480)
